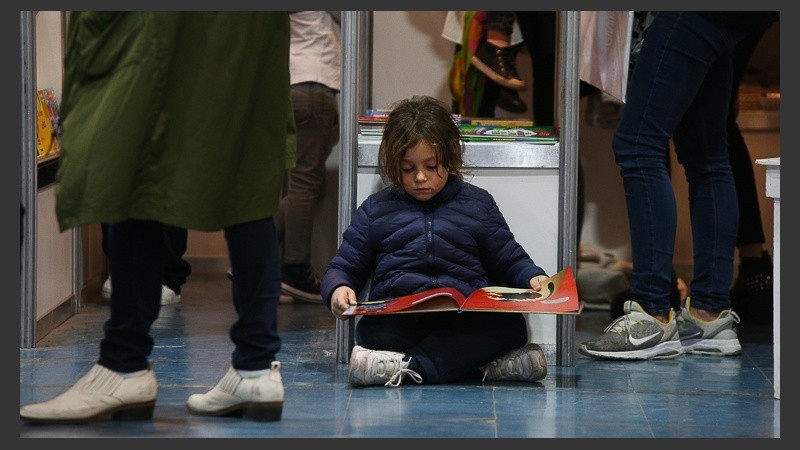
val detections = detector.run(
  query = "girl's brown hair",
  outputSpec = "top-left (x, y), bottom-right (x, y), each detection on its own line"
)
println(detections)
top-left (377, 95), bottom-right (466, 187)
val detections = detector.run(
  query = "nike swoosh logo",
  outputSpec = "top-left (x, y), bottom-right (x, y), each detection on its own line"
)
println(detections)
top-left (628, 331), bottom-right (662, 346)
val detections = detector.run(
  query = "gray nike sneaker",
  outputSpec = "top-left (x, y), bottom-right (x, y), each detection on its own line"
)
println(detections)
top-left (677, 297), bottom-right (742, 356)
top-left (579, 300), bottom-right (682, 360)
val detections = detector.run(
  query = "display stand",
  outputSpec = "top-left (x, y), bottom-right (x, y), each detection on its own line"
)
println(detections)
top-left (337, 12), bottom-right (580, 366)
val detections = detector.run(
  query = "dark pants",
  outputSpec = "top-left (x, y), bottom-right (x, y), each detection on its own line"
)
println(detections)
top-left (102, 222), bottom-right (191, 294)
top-left (99, 218), bottom-right (281, 372)
top-left (355, 311), bottom-right (528, 384)
top-left (612, 12), bottom-right (748, 315)
top-left (275, 82), bottom-right (339, 265)
top-left (728, 30), bottom-right (767, 248)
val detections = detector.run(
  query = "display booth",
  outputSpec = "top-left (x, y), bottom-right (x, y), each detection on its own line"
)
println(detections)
top-left (335, 11), bottom-right (581, 366)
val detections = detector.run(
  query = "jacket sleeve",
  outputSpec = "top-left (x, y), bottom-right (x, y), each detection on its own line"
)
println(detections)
top-left (320, 198), bottom-right (377, 310)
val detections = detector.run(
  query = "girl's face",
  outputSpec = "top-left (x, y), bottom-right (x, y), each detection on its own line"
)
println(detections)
top-left (401, 140), bottom-right (448, 202)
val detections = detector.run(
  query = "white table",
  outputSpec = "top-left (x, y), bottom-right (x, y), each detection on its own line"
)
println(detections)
top-left (756, 157), bottom-right (780, 400)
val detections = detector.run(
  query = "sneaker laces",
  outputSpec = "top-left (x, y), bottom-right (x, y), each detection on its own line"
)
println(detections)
top-left (385, 358), bottom-right (423, 387)
top-left (603, 313), bottom-right (633, 336)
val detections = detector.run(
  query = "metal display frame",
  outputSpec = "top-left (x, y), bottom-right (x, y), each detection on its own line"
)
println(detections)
top-left (336, 11), bottom-right (580, 366)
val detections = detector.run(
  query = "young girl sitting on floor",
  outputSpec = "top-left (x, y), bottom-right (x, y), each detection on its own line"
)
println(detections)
top-left (321, 95), bottom-right (550, 387)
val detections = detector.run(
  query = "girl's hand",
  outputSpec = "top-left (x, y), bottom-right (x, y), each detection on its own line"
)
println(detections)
top-left (528, 275), bottom-right (550, 291)
top-left (330, 285), bottom-right (358, 320)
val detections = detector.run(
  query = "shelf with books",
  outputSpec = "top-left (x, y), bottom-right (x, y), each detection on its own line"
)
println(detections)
top-left (459, 125), bottom-right (558, 143)
top-left (357, 135), bottom-right (559, 169)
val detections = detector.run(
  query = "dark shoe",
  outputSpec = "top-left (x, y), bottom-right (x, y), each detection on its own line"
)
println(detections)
top-left (496, 87), bottom-right (528, 114)
top-left (281, 263), bottom-right (322, 303)
top-left (730, 251), bottom-right (773, 325)
top-left (480, 343), bottom-right (547, 382)
top-left (471, 41), bottom-right (526, 91)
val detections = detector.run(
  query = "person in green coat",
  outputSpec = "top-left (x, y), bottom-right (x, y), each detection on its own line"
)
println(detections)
top-left (20, 11), bottom-right (295, 424)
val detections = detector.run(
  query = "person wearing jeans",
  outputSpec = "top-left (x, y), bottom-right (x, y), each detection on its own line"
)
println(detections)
top-left (580, 11), bottom-right (778, 360)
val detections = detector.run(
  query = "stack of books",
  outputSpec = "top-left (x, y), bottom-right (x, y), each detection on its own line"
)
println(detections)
top-left (458, 118), bottom-right (558, 142)
top-left (358, 110), bottom-right (390, 136)
top-left (458, 124), bottom-right (558, 142)
top-left (359, 109), bottom-right (463, 136)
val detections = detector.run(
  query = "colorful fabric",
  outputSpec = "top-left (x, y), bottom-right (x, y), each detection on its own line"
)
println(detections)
top-left (448, 11), bottom-right (489, 116)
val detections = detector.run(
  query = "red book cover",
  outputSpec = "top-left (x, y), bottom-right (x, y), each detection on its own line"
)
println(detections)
top-left (343, 266), bottom-right (582, 316)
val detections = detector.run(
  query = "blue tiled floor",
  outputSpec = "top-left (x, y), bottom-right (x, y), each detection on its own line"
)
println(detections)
top-left (19, 272), bottom-right (779, 438)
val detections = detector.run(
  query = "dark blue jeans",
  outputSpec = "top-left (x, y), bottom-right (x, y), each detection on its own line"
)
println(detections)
top-left (612, 12), bottom-right (748, 316)
top-left (100, 218), bottom-right (281, 372)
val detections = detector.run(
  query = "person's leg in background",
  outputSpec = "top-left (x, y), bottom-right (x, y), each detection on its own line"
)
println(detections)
top-left (160, 225), bottom-right (191, 302)
top-left (726, 30), bottom-right (774, 325)
top-left (102, 222), bottom-right (190, 305)
top-left (274, 82), bottom-right (339, 303)
top-left (513, 11), bottom-right (555, 126)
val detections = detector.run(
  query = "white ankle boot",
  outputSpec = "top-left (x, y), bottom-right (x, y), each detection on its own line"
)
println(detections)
top-left (186, 361), bottom-right (284, 421)
top-left (19, 363), bottom-right (157, 424)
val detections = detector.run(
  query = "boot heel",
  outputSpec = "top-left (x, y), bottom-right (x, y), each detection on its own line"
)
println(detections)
top-left (113, 401), bottom-right (156, 421)
top-left (242, 402), bottom-right (283, 422)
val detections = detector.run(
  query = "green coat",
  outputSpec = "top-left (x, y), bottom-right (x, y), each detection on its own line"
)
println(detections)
top-left (55, 11), bottom-right (295, 232)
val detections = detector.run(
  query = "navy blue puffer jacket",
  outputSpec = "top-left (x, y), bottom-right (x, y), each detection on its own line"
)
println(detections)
top-left (321, 177), bottom-right (547, 309)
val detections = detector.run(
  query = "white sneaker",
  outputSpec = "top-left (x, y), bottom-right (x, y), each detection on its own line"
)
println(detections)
top-left (186, 362), bottom-right (284, 421)
top-left (101, 277), bottom-right (182, 306)
top-left (348, 345), bottom-right (423, 387)
top-left (101, 277), bottom-right (112, 299)
top-left (19, 363), bottom-right (157, 424)
top-left (159, 285), bottom-right (181, 305)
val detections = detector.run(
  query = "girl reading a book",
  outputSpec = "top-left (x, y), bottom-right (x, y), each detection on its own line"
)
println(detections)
top-left (321, 95), bottom-right (551, 387)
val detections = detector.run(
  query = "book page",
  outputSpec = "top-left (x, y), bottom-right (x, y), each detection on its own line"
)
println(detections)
top-left (462, 267), bottom-right (581, 314)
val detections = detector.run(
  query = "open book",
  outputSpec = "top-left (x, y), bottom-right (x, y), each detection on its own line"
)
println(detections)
top-left (343, 267), bottom-right (581, 316)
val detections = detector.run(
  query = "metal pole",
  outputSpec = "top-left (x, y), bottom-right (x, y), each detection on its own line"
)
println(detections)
top-left (20, 11), bottom-right (37, 348)
top-left (336, 11), bottom-right (372, 364)
top-left (556, 11), bottom-right (580, 367)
